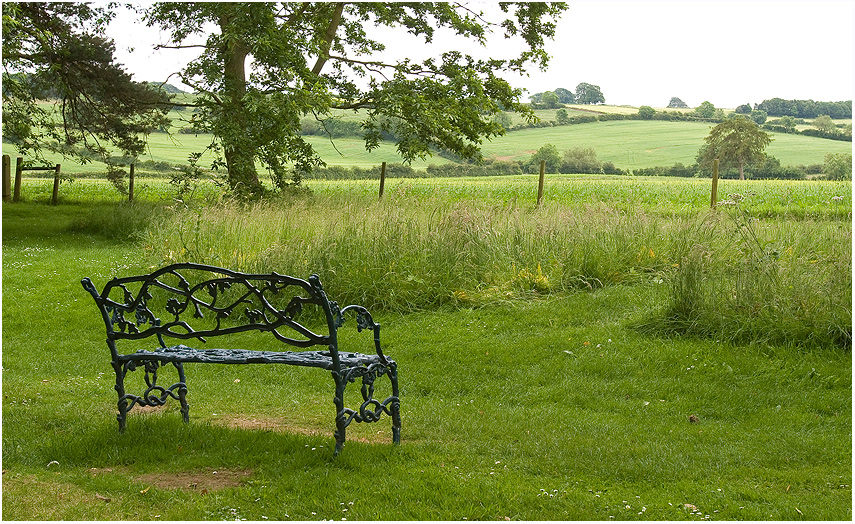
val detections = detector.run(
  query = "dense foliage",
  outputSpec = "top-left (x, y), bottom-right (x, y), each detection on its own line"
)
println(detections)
top-left (1, 2), bottom-right (172, 181)
top-left (667, 97), bottom-right (688, 108)
top-left (756, 98), bottom-right (851, 119)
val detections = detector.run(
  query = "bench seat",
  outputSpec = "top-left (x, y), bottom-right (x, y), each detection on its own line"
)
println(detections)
top-left (123, 345), bottom-right (385, 369)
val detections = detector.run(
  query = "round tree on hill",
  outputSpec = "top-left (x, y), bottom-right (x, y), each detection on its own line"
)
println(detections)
top-left (667, 97), bottom-right (688, 108)
top-left (575, 82), bottom-right (605, 105)
top-left (700, 116), bottom-right (773, 181)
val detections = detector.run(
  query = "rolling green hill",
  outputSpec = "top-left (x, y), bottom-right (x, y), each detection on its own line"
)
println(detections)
top-left (479, 119), bottom-right (851, 168)
top-left (3, 105), bottom-right (850, 175)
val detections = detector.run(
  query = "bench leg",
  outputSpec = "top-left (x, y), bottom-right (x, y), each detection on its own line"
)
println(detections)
top-left (113, 361), bottom-right (128, 432)
top-left (175, 362), bottom-right (190, 424)
top-left (389, 364), bottom-right (401, 445)
top-left (333, 375), bottom-right (348, 456)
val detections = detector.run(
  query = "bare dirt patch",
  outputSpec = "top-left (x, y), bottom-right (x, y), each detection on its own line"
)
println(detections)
top-left (213, 414), bottom-right (394, 444)
top-left (213, 414), bottom-right (328, 436)
top-left (135, 467), bottom-right (253, 491)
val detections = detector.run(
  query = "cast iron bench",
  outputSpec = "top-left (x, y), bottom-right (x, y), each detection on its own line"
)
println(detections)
top-left (81, 262), bottom-right (400, 455)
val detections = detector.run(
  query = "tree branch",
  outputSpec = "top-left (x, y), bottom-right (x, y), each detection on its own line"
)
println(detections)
top-left (153, 43), bottom-right (209, 50)
top-left (311, 2), bottom-right (345, 75)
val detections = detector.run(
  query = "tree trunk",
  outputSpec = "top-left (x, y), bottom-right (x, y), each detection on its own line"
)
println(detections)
top-left (738, 162), bottom-right (745, 181)
top-left (219, 10), bottom-right (263, 195)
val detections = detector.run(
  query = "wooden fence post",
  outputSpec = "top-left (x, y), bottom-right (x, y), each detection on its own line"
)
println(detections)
top-left (537, 160), bottom-right (545, 207)
top-left (378, 161), bottom-right (387, 200)
top-left (2, 155), bottom-right (10, 202)
top-left (128, 163), bottom-right (135, 202)
top-left (710, 158), bottom-right (719, 208)
top-left (51, 164), bottom-right (61, 206)
top-left (13, 157), bottom-right (23, 202)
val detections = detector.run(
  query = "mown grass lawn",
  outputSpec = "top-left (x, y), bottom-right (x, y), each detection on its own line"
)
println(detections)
top-left (2, 181), bottom-right (851, 520)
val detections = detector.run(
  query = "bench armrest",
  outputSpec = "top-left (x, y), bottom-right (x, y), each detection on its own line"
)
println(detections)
top-left (337, 304), bottom-right (388, 364)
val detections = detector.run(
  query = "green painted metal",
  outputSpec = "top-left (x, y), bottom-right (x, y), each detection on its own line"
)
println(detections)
top-left (81, 262), bottom-right (400, 455)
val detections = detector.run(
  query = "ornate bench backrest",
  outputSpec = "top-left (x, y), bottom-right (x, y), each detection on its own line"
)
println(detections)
top-left (82, 263), bottom-right (338, 356)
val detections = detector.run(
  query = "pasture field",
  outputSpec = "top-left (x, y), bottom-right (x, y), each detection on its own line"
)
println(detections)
top-left (478, 120), bottom-right (852, 168)
top-left (4, 108), bottom-right (851, 176)
top-left (2, 176), bottom-right (851, 520)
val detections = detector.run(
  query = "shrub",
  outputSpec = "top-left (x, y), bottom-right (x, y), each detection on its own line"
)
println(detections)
top-left (637, 106), bottom-right (656, 120)
top-left (560, 147), bottom-right (602, 174)
top-left (823, 153), bottom-right (853, 180)
top-left (527, 144), bottom-right (562, 173)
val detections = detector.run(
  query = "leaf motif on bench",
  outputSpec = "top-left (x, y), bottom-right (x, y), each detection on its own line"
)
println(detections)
top-left (281, 296), bottom-right (304, 320)
top-left (263, 278), bottom-right (283, 295)
top-left (355, 310), bottom-right (372, 332)
top-left (108, 307), bottom-right (138, 334)
top-left (205, 280), bottom-right (231, 300)
top-left (165, 297), bottom-right (184, 317)
top-left (245, 308), bottom-right (264, 324)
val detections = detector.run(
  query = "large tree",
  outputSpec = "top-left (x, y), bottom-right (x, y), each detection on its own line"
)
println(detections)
top-left (667, 97), bottom-right (688, 108)
top-left (145, 2), bottom-right (567, 195)
top-left (694, 100), bottom-right (716, 119)
top-left (553, 87), bottom-right (575, 104)
top-left (574, 82), bottom-right (604, 105)
top-left (2, 2), bottom-right (171, 179)
top-left (699, 116), bottom-right (772, 181)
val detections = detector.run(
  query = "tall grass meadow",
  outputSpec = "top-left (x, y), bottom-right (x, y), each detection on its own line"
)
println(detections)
top-left (139, 196), bottom-right (674, 310)
top-left (125, 186), bottom-right (852, 349)
top-left (642, 193), bottom-right (852, 348)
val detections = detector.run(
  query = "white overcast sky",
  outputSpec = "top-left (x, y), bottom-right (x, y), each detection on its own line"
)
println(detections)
top-left (106, 1), bottom-right (854, 109)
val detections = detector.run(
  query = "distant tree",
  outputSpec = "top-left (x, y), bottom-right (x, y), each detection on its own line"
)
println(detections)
top-left (528, 143), bottom-right (562, 173)
top-left (541, 90), bottom-right (561, 109)
top-left (2, 2), bottom-right (172, 177)
top-left (735, 103), bottom-right (752, 114)
top-left (700, 116), bottom-right (773, 181)
top-left (555, 108), bottom-right (570, 125)
top-left (764, 117), bottom-right (795, 134)
top-left (695, 101), bottom-right (716, 119)
top-left (813, 115), bottom-right (836, 134)
top-left (667, 97), bottom-right (688, 108)
top-left (750, 110), bottom-right (767, 125)
top-left (777, 116), bottom-right (797, 132)
top-left (554, 87), bottom-right (575, 104)
top-left (492, 112), bottom-right (513, 131)
top-left (529, 92), bottom-right (545, 105)
top-left (575, 82), bottom-right (605, 105)
top-left (823, 152), bottom-right (852, 180)
top-left (637, 106), bottom-right (656, 120)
